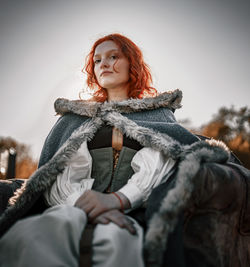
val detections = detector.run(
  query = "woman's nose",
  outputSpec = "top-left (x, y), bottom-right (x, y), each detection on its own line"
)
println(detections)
top-left (100, 58), bottom-right (110, 68)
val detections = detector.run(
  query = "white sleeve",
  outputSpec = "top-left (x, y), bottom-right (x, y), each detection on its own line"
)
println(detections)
top-left (118, 147), bottom-right (176, 209)
top-left (43, 141), bottom-right (94, 206)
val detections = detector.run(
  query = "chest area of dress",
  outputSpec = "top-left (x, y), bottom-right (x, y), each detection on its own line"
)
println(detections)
top-left (87, 125), bottom-right (142, 192)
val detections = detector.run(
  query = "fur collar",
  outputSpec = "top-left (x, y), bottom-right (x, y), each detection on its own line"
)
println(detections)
top-left (54, 89), bottom-right (182, 117)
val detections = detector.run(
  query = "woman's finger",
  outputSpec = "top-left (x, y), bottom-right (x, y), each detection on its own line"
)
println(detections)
top-left (104, 210), bottom-right (137, 235)
top-left (93, 215), bottom-right (110, 225)
top-left (88, 207), bottom-right (105, 221)
top-left (75, 201), bottom-right (94, 214)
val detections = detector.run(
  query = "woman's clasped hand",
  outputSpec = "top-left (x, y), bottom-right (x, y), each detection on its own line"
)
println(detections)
top-left (74, 190), bottom-right (136, 234)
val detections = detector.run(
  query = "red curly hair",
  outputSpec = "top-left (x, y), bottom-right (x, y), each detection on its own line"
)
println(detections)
top-left (83, 33), bottom-right (157, 102)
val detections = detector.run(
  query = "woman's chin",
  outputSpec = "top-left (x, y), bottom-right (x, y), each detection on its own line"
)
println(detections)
top-left (100, 84), bottom-right (117, 90)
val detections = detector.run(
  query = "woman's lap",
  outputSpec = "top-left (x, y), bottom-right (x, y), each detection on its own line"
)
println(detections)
top-left (93, 216), bottom-right (144, 267)
top-left (0, 205), bottom-right (144, 267)
top-left (0, 204), bottom-right (86, 267)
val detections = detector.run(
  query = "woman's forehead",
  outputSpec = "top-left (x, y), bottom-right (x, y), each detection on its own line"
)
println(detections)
top-left (94, 41), bottom-right (120, 56)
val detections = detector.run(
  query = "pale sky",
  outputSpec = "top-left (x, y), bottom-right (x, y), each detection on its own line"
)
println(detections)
top-left (0, 0), bottom-right (249, 159)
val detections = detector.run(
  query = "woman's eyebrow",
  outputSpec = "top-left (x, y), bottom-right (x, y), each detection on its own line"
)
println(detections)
top-left (94, 49), bottom-right (119, 58)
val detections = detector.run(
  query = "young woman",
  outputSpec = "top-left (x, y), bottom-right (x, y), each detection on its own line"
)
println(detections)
top-left (0, 33), bottom-right (200, 266)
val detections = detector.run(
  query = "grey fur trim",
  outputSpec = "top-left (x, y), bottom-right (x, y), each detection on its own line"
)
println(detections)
top-left (103, 111), bottom-right (183, 159)
top-left (54, 89), bottom-right (182, 117)
top-left (144, 140), bottom-right (230, 266)
top-left (2, 118), bottom-right (104, 222)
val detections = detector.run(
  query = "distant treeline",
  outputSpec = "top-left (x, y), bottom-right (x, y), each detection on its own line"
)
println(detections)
top-left (187, 106), bottom-right (250, 169)
top-left (0, 137), bottom-right (37, 179)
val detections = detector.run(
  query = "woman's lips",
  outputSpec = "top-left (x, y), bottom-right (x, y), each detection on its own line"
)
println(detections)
top-left (101, 71), bottom-right (113, 76)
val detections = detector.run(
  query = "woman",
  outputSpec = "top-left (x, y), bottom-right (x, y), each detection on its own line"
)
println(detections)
top-left (0, 33), bottom-right (200, 266)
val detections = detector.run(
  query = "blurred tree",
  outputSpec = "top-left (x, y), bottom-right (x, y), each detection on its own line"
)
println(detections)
top-left (0, 137), bottom-right (38, 179)
top-left (199, 106), bottom-right (250, 169)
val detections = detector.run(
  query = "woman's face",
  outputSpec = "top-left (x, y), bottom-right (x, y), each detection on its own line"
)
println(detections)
top-left (93, 40), bottom-right (130, 91)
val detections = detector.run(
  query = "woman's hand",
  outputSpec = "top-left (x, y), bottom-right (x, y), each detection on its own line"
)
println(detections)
top-left (92, 209), bottom-right (137, 235)
top-left (74, 190), bottom-right (122, 221)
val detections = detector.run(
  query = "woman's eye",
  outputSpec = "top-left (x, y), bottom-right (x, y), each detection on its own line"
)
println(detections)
top-left (94, 55), bottom-right (118, 64)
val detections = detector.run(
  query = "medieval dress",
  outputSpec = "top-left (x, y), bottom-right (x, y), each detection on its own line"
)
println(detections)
top-left (0, 89), bottom-right (242, 266)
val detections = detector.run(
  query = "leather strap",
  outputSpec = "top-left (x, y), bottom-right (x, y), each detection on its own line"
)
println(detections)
top-left (112, 127), bottom-right (123, 151)
top-left (79, 224), bottom-right (95, 267)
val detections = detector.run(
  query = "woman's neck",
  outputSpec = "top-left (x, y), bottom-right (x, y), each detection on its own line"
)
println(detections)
top-left (107, 86), bottom-right (129, 102)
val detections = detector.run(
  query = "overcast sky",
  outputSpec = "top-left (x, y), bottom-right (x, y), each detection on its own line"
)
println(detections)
top-left (0, 0), bottom-right (249, 159)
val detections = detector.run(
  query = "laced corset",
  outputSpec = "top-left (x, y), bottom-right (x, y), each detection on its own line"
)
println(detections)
top-left (87, 125), bottom-right (143, 192)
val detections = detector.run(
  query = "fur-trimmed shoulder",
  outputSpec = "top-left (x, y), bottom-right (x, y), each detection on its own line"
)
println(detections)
top-left (54, 89), bottom-right (182, 117)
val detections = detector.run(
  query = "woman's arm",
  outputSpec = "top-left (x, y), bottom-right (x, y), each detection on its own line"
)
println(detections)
top-left (43, 141), bottom-right (94, 206)
top-left (75, 147), bottom-right (175, 221)
top-left (118, 147), bottom-right (176, 209)
top-left (45, 140), bottom-right (175, 224)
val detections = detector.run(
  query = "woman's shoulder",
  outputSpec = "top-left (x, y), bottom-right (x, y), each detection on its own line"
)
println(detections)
top-left (57, 112), bottom-right (89, 124)
top-left (125, 107), bottom-right (176, 123)
top-left (38, 113), bottom-right (90, 167)
top-left (49, 113), bottom-right (89, 140)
